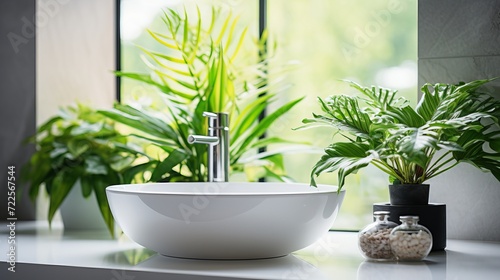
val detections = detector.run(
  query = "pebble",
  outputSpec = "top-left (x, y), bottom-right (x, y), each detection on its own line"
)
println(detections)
top-left (359, 228), bottom-right (394, 260)
top-left (389, 230), bottom-right (432, 261)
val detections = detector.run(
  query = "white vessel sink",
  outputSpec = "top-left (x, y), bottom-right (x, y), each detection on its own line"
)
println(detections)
top-left (106, 182), bottom-right (345, 260)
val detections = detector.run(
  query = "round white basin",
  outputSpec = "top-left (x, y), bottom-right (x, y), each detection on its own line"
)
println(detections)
top-left (106, 182), bottom-right (345, 260)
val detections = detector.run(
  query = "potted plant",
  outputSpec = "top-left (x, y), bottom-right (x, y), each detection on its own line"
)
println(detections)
top-left (100, 7), bottom-right (304, 183)
top-left (299, 78), bottom-right (500, 250)
top-left (21, 104), bottom-right (149, 237)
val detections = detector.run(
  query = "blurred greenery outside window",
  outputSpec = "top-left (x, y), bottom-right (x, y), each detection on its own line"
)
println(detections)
top-left (120, 0), bottom-right (417, 230)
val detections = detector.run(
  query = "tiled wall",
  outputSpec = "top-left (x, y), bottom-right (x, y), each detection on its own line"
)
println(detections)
top-left (419, 0), bottom-right (500, 241)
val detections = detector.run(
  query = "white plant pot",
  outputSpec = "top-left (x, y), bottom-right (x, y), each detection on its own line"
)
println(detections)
top-left (60, 182), bottom-right (108, 232)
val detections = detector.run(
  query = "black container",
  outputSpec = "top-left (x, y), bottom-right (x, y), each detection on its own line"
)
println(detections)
top-left (389, 184), bottom-right (430, 205)
top-left (373, 202), bottom-right (446, 251)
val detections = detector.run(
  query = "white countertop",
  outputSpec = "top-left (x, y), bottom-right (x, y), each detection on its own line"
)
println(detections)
top-left (1, 221), bottom-right (500, 280)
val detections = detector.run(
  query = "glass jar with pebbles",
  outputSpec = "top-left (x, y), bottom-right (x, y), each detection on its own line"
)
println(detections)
top-left (389, 216), bottom-right (433, 261)
top-left (358, 211), bottom-right (398, 261)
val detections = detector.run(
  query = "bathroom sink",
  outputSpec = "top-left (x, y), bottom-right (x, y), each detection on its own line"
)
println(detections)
top-left (106, 182), bottom-right (345, 260)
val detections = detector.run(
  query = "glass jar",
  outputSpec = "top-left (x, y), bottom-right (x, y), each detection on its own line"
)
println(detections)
top-left (389, 216), bottom-right (433, 261)
top-left (358, 211), bottom-right (398, 261)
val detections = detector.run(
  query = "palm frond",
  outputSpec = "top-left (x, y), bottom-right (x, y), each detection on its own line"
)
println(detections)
top-left (311, 142), bottom-right (373, 189)
top-left (107, 6), bottom-right (303, 183)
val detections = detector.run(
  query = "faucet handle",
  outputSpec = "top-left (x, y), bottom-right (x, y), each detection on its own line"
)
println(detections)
top-left (202, 112), bottom-right (218, 128)
top-left (203, 112), bottom-right (228, 128)
top-left (202, 112), bottom-right (218, 118)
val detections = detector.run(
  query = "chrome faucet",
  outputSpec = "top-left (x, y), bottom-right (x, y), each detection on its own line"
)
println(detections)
top-left (188, 112), bottom-right (229, 182)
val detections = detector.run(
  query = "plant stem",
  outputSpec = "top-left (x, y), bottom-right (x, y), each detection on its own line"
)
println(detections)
top-left (426, 151), bottom-right (451, 175)
top-left (393, 156), bottom-right (408, 182)
top-left (426, 156), bottom-right (455, 178)
top-left (372, 159), bottom-right (405, 183)
top-left (427, 161), bottom-right (459, 180)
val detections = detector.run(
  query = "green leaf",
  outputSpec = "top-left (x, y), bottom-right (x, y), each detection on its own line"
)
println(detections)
top-left (235, 97), bottom-right (304, 158)
top-left (311, 142), bottom-right (373, 189)
top-left (150, 149), bottom-right (189, 182)
top-left (146, 29), bottom-right (178, 50)
top-left (115, 71), bottom-right (170, 92)
top-left (455, 78), bottom-right (494, 93)
top-left (224, 15), bottom-right (240, 51)
top-left (50, 146), bottom-right (68, 159)
top-left (386, 105), bottom-right (425, 127)
top-left (112, 141), bottom-right (152, 158)
top-left (80, 177), bottom-right (93, 198)
top-left (348, 81), bottom-right (400, 110)
top-left (48, 169), bottom-right (78, 225)
top-left (215, 11), bottom-right (232, 45)
top-left (99, 107), bottom-right (173, 140)
top-left (489, 137), bottom-right (500, 153)
top-left (231, 94), bottom-right (274, 143)
top-left (416, 83), bottom-right (445, 121)
top-left (67, 139), bottom-right (90, 157)
top-left (153, 69), bottom-right (198, 92)
top-left (128, 134), bottom-right (177, 153)
top-left (238, 145), bottom-right (313, 164)
top-left (109, 155), bottom-right (135, 172)
top-left (71, 122), bottom-right (103, 135)
top-left (139, 46), bottom-right (185, 64)
top-left (23, 151), bottom-right (53, 202)
top-left (249, 137), bottom-right (309, 150)
top-left (38, 116), bottom-right (62, 133)
top-left (206, 47), bottom-right (235, 113)
top-left (117, 104), bottom-right (180, 139)
top-left (394, 126), bottom-right (437, 167)
top-left (230, 27), bottom-right (248, 62)
top-left (123, 161), bottom-right (157, 183)
top-left (182, 8), bottom-right (188, 51)
top-left (85, 156), bottom-right (108, 175)
top-left (470, 157), bottom-right (500, 182)
top-left (188, 6), bottom-right (202, 64)
top-left (416, 80), bottom-right (497, 122)
top-left (317, 95), bottom-right (373, 138)
top-left (93, 173), bottom-right (118, 238)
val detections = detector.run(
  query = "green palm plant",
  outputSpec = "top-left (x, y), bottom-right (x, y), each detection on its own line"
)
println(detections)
top-left (300, 79), bottom-right (500, 190)
top-left (101, 7), bottom-right (303, 182)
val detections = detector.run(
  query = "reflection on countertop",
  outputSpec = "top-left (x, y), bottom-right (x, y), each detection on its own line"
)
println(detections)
top-left (1, 221), bottom-right (500, 280)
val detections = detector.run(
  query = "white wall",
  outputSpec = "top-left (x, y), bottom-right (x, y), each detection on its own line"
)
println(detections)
top-left (36, 0), bottom-right (116, 124)
top-left (419, 0), bottom-right (500, 241)
top-left (35, 0), bottom-right (116, 220)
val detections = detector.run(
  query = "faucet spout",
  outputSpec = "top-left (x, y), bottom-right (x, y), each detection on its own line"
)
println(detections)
top-left (188, 112), bottom-right (229, 182)
top-left (187, 135), bottom-right (219, 145)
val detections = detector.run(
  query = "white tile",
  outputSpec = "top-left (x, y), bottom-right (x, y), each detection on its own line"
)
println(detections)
top-left (418, 56), bottom-right (500, 99)
top-left (36, 0), bottom-right (117, 124)
top-left (429, 163), bottom-right (500, 241)
top-left (419, 0), bottom-right (500, 58)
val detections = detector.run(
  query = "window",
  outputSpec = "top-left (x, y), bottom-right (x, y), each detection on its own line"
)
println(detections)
top-left (266, 0), bottom-right (417, 230)
top-left (119, 0), bottom-right (417, 230)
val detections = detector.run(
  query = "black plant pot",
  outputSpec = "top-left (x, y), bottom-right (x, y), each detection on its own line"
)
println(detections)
top-left (389, 184), bottom-right (430, 205)
top-left (374, 184), bottom-right (446, 251)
